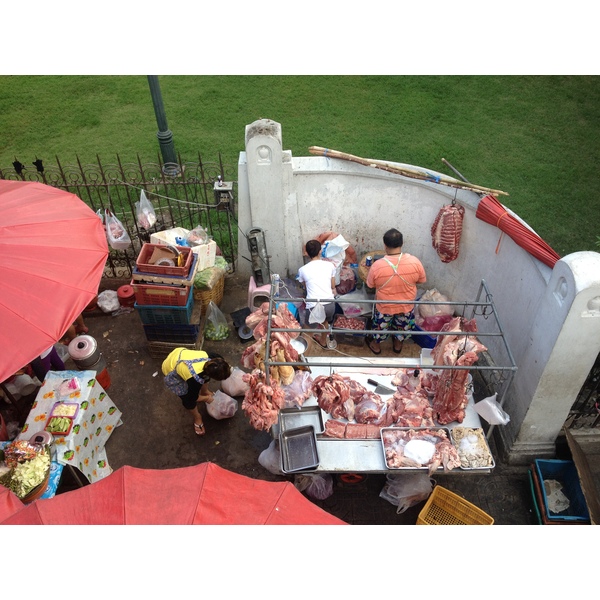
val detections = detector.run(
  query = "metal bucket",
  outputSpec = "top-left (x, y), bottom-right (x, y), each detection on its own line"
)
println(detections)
top-left (68, 335), bottom-right (101, 369)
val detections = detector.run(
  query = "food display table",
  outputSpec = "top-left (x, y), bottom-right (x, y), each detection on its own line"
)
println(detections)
top-left (276, 356), bottom-right (490, 475)
top-left (17, 370), bottom-right (122, 484)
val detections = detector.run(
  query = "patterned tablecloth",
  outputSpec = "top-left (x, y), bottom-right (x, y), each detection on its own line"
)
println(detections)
top-left (17, 370), bottom-right (123, 484)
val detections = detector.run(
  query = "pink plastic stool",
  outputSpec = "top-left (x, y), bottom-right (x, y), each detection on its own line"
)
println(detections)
top-left (248, 275), bottom-right (271, 311)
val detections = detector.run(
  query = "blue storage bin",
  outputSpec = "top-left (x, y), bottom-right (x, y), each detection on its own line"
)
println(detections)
top-left (534, 459), bottom-right (590, 522)
top-left (412, 324), bottom-right (437, 349)
top-left (143, 323), bottom-right (200, 343)
top-left (135, 290), bottom-right (194, 325)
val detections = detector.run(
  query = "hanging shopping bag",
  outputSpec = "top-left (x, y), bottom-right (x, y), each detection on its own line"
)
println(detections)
top-left (135, 190), bottom-right (157, 230)
top-left (105, 209), bottom-right (132, 250)
top-left (308, 301), bottom-right (326, 324)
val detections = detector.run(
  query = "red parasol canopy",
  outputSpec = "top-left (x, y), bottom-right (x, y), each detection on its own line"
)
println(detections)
top-left (0, 486), bottom-right (25, 522)
top-left (0, 462), bottom-right (346, 525)
top-left (475, 194), bottom-right (561, 269)
top-left (0, 180), bottom-right (108, 382)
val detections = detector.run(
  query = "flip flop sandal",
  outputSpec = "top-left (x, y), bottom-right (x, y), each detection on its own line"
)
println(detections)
top-left (194, 422), bottom-right (206, 436)
top-left (367, 338), bottom-right (382, 355)
top-left (393, 340), bottom-right (404, 354)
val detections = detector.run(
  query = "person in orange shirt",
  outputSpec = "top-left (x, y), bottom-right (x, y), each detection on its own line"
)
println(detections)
top-left (365, 228), bottom-right (426, 355)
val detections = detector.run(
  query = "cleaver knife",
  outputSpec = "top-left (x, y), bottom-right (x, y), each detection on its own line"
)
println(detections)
top-left (367, 378), bottom-right (395, 395)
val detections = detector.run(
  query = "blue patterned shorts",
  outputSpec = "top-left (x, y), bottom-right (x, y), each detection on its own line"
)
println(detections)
top-left (371, 309), bottom-right (416, 342)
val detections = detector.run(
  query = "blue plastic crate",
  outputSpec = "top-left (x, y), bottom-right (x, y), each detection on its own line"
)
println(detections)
top-left (135, 290), bottom-right (194, 325)
top-left (412, 324), bottom-right (437, 349)
top-left (143, 323), bottom-right (200, 343)
top-left (534, 459), bottom-right (590, 522)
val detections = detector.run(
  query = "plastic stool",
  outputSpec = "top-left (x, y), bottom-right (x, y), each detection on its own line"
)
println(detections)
top-left (248, 275), bottom-right (271, 311)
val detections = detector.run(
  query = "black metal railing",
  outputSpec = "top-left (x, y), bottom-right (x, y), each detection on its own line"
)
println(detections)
top-left (1, 152), bottom-right (238, 278)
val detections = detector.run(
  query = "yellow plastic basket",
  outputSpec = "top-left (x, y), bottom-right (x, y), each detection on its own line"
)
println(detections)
top-left (417, 485), bottom-right (494, 525)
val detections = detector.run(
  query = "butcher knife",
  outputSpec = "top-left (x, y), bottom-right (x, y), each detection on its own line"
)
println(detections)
top-left (367, 378), bottom-right (395, 395)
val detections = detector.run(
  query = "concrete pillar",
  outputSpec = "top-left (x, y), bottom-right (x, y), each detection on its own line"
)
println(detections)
top-left (241, 119), bottom-right (303, 279)
top-left (501, 251), bottom-right (600, 464)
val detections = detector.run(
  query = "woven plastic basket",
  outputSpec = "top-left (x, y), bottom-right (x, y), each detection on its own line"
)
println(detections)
top-left (193, 275), bottom-right (225, 315)
top-left (416, 485), bottom-right (494, 525)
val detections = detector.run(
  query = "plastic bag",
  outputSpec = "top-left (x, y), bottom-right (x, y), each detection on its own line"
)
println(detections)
top-left (417, 288), bottom-right (453, 319)
top-left (187, 225), bottom-right (209, 246)
top-left (258, 440), bottom-right (282, 475)
top-left (105, 209), bottom-right (131, 250)
top-left (379, 472), bottom-right (434, 514)
top-left (97, 290), bottom-right (120, 313)
top-left (308, 301), bottom-right (326, 324)
top-left (294, 473), bottom-right (334, 500)
top-left (221, 367), bottom-right (250, 397)
top-left (474, 393), bottom-right (510, 425)
top-left (335, 265), bottom-right (357, 295)
top-left (204, 301), bottom-right (230, 341)
top-left (322, 234), bottom-right (350, 285)
top-left (135, 190), bottom-right (156, 230)
top-left (206, 390), bottom-right (238, 420)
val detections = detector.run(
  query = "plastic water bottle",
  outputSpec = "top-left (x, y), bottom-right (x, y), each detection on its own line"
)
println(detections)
top-left (272, 273), bottom-right (280, 297)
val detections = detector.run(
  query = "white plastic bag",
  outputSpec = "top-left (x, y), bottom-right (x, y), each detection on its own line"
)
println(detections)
top-left (258, 440), bottom-right (282, 475)
top-left (97, 290), bottom-right (120, 313)
top-left (135, 190), bottom-right (156, 230)
top-left (322, 234), bottom-right (350, 285)
top-left (417, 288), bottom-right (453, 318)
top-left (308, 301), bottom-right (326, 324)
top-left (294, 473), bottom-right (334, 500)
top-left (105, 209), bottom-right (131, 250)
top-left (379, 472), bottom-right (434, 514)
top-left (206, 390), bottom-right (238, 420)
top-left (474, 393), bottom-right (510, 425)
top-left (221, 367), bottom-right (250, 397)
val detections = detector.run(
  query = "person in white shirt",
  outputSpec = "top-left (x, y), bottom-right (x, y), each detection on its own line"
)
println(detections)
top-left (296, 239), bottom-right (337, 348)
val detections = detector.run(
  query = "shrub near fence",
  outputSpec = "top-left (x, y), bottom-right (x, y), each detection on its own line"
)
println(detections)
top-left (0, 153), bottom-right (238, 278)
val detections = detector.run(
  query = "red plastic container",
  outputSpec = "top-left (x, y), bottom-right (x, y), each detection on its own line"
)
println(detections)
top-left (136, 243), bottom-right (194, 277)
top-left (45, 414), bottom-right (75, 437)
top-left (131, 279), bottom-right (191, 306)
top-left (117, 284), bottom-right (136, 307)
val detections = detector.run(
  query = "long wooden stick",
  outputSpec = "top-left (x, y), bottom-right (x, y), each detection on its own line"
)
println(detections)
top-left (309, 146), bottom-right (509, 197)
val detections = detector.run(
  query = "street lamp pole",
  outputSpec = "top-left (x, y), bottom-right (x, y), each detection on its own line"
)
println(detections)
top-left (147, 75), bottom-right (180, 175)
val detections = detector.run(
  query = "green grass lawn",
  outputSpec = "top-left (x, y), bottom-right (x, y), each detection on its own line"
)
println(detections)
top-left (1, 75), bottom-right (599, 256)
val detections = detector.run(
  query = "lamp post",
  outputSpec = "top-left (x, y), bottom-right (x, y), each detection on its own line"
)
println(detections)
top-left (147, 75), bottom-right (180, 176)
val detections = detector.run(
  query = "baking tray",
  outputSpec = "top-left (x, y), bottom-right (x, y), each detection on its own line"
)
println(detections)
top-left (380, 427), bottom-right (452, 470)
top-left (450, 427), bottom-right (495, 470)
top-left (279, 406), bottom-right (324, 434)
top-left (280, 425), bottom-right (319, 473)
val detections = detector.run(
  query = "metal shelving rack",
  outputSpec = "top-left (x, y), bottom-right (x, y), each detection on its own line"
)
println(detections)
top-left (262, 278), bottom-right (517, 440)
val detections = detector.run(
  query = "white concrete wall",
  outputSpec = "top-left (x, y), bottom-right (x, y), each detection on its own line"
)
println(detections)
top-left (238, 119), bottom-right (600, 464)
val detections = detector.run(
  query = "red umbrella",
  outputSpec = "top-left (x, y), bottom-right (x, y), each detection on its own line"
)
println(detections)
top-left (0, 462), bottom-right (346, 525)
top-left (475, 194), bottom-right (561, 269)
top-left (0, 180), bottom-right (108, 382)
top-left (0, 486), bottom-right (24, 522)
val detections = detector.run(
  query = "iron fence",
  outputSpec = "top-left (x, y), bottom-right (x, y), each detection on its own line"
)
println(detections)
top-left (0, 153), bottom-right (238, 278)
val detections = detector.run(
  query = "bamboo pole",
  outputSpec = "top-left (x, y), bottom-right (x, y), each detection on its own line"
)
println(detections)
top-left (308, 146), bottom-right (509, 197)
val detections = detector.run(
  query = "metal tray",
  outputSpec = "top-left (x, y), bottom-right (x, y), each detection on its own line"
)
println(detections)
top-left (280, 425), bottom-right (319, 473)
top-left (380, 427), bottom-right (452, 470)
top-left (450, 427), bottom-right (495, 470)
top-left (279, 406), bottom-right (324, 434)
